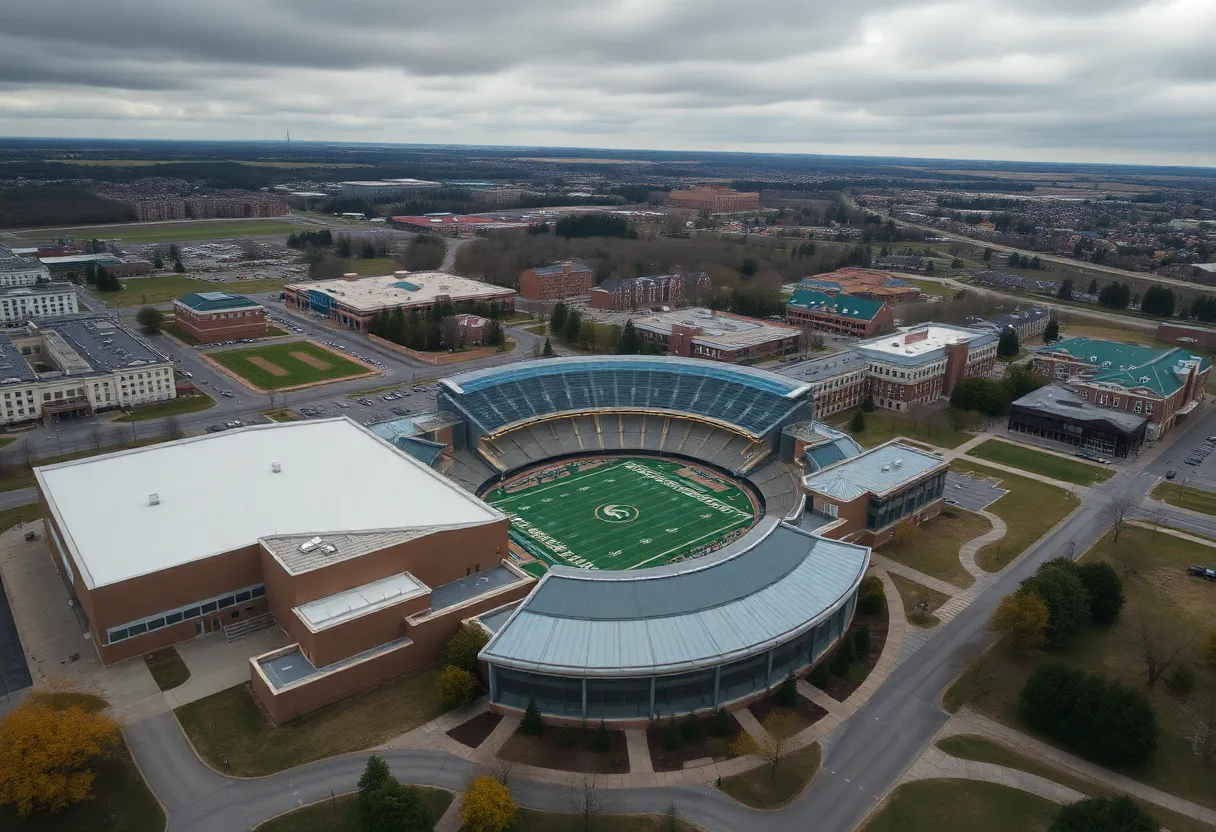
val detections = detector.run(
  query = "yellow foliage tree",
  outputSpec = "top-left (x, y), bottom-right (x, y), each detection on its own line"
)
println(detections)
top-left (989, 590), bottom-right (1050, 655)
top-left (0, 699), bottom-right (119, 815)
top-left (728, 710), bottom-right (801, 779)
top-left (461, 775), bottom-right (516, 832)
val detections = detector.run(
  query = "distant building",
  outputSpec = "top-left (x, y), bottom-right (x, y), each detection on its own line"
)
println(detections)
top-left (796, 269), bottom-right (921, 305)
top-left (0, 314), bottom-right (175, 425)
top-left (873, 255), bottom-right (924, 271)
top-left (0, 244), bottom-right (52, 287)
top-left (784, 289), bottom-right (894, 338)
top-left (966, 307), bottom-right (1051, 342)
top-left (452, 313), bottom-right (490, 345)
top-left (340, 179), bottom-right (442, 201)
top-left (1031, 337), bottom-right (1209, 440)
top-left (852, 324), bottom-right (998, 411)
top-left (0, 283), bottom-right (79, 326)
top-left (590, 271), bottom-right (709, 311)
top-left (173, 291), bottom-right (268, 344)
top-left (519, 260), bottom-right (594, 300)
top-left (284, 271), bottom-right (515, 333)
top-left (38, 254), bottom-right (152, 281)
top-left (630, 308), bottom-right (802, 363)
top-left (1009, 384), bottom-right (1146, 458)
top-left (1158, 321), bottom-right (1216, 350)
top-left (794, 350), bottom-right (868, 418)
top-left (668, 186), bottom-right (761, 213)
top-left (390, 214), bottom-right (531, 238)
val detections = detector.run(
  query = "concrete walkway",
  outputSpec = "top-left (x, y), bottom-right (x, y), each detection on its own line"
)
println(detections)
top-left (903, 746), bottom-right (1086, 805)
top-left (868, 552), bottom-right (964, 596)
top-left (957, 453), bottom-right (1091, 495)
top-left (958, 510), bottom-right (1006, 582)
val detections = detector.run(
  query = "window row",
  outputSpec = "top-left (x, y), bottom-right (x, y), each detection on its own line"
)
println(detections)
top-left (106, 584), bottom-right (266, 644)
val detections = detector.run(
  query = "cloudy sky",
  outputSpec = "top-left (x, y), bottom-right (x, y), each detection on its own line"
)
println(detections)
top-left (3, 0), bottom-right (1213, 166)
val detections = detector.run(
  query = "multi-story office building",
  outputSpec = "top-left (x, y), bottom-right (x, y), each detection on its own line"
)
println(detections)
top-left (0, 284), bottom-right (79, 325)
top-left (0, 244), bottom-right (52, 287)
top-left (784, 289), bottom-right (894, 338)
top-left (518, 260), bottom-right (595, 300)
top-left (173, 291), bottom-right (267, 343)
top-left (852, 324), bottom-right (999, 411)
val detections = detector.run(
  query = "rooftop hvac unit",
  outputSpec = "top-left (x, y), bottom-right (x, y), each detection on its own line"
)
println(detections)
top-left (272, 462), bottom-right (282, 473)
top-left (299, 536), bottom-right (323, 553)
top-left (320, 544), bottom-right (337, 555)
top-left (893, 459), bottom-right (903, 468)
top-left (148, 493), bottom-right (160, 506)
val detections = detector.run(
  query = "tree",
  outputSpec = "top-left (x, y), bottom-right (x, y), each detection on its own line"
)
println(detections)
top-left (168, 244), bottom-right (180, 260)
top-left (1099, 494), bottom-right (1139, 547)
top-left (593, 719), bottom-right (611, 753)
top-left (519, 698), bottom-right (543, 736)
top-left (1003, 363), bottom-right (1046, 400)
top-left (443, 625), bottom-right (490, 672)
top-left (1049, 794), bottom-right (1159, 832)
top-left (0, 698), bottom-right (119, 816)
top-left (542, 337), bottom-right (554, 357)
top-left (163, 415), bottom-right (184, 441)
top-left (152, 251), bottom-right (164, 270)
top-left (1140, 285), bottom-right (1176, 318)
top-left (134, 306), bottom-right (164, 334)
top-left (662, 803), bottom-right (683, 832)
top-left (1087, 279), bottom-right (1099, 295)
top-left (854, 623), bottom-right (872, 657)
top-left (1022, 559), bottom-right (1090, 648)
top-left (549, 302), bottom-right (567, 336)
top-left (861, 392), bottom-right (875, 413)
top-left (461, 776), bottom-right (515, 832)
top-left (1056, 279), bottom-right (1073, 301)
top-left (173, 258), bottom-right (185, 274)
top-left (483, 319), bottom-right (505, 347)
top-left (950, 377), bottom-right (1011, 416)
top-left (859, 575), bottom-right (886, 615)
top-left (729, 710), bottom-right (801, 779)
top-left (579, 319), bottom-right (598, 351)
top-left (437, 666), bottom-right (477, 708)
top-left (997, 328), bottom-right (1020, 358)
top-left (1043, 317), bottom-right (1060, 343)
top-left (1098, 282), bottom-right (1131, 309)
top-left (563, 309), bottom-right (582, 344)
top-left (983, 247), bottom-right (993, 261)
top-left (89, 422), bottom-right (104, 452)
top-left (1137, 615), bottom-right (1193, 687)
top-left (1076, 561), bottom-right (1124, 624)
top-left (566, 773), bottom-right (605, 832)
top-left (616, 319), bottom-right (641, 354)
top-left (849, 411), bottom-right (866, 433)
top-left (990, 590), bottom-right (1050, 654)
top-left (776, 672), bottom-right (799, 707)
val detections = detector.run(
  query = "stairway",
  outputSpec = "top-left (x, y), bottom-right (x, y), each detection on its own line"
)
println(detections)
top-left (224, 612), bottom-right (276, 642)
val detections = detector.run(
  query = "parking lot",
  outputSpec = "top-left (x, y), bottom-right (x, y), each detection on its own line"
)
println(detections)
top-left (944, 470), bottom-right (1009, 512)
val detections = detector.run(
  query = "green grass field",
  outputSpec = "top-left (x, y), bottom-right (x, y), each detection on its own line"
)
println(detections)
top-left (1150, 481), bottom-right (1216, 515)
top-left (485, 458), bottom-right (756, 571)
top-left (209, 341), bottom-right (374, 390)
top-left (92, 274), bottom-right (287, 307)
top-left (15, 219), bottom-right (299, 245)
top-left (968, 439), bottom-right (1113, 486)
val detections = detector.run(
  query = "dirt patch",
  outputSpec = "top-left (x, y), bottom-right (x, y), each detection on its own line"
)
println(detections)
top-left (498, 727), bottom-right (630, 774)
top-left (748, 696), bottom-right (827, 735)
top-left (646, 712), bottom-right (742, 772)
top-left (446, 712), bottom-right (502, 749)
top-left (290, 350), bottom-right (331, 370)
top-left (247, 356), bottom-right (289, 377)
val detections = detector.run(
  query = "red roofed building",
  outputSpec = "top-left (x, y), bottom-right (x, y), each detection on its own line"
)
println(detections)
top-left (391, 214), bottom-right (530, 238)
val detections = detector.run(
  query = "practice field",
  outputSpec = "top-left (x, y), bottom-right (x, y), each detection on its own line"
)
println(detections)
top-left (485, 457), bottom-right (757, 571)
top-left (208, 341), bottom-right (375, 390)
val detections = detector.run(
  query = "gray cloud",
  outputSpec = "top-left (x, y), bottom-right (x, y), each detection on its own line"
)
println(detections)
top-left (0, 0), bottom-right (1212, 165)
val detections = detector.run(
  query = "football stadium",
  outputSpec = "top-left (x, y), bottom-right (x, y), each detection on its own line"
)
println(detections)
top-left (424, 355), bottom-right (874, 723)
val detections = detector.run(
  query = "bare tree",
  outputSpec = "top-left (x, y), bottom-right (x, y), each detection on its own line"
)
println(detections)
top-left (89, 422), bottom-right (104, 452)
top-left (487, 755), bottom-right (518, 791)
top-left (566, 773), bottom-right (605, 832)
top-left (267, 391), bottom-right (277, 411)
top-left (661, 803), bottom-right (682, 832)
top-left (729, 710), bottom-right (801, 779)
top-left (21, 440), bottom-right (35, 470)
top-left (1099, 493), bottom-right (1139, 545)
top-left (111, 426), bottom-right (129, 450)
top-left (1188, 686), bottom-right (1216, 763)
top-left (1139, 615), bottom-right (1194, 687)
top-left (955, 641), bottom-right (999, 705)
top-left (163, 416), bottom-right (184, 441)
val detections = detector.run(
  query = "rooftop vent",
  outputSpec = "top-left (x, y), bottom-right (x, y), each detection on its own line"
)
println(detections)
top-left (1139, 375), bottom-right (1150, 384)
top-left (320, 543), bottom-right (338, 555)
top-left (881, 464), bottom-right (891, 472)
top-left (893, 459), bottom-right (903, 468)
top-left (298, 536), bottom-right (323, 553)
top-left (148, 493), bottom-right (160, 506)
top-left (272, 462), bottom-right (282, 473)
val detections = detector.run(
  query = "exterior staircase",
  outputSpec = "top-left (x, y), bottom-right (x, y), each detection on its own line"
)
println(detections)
top-left (224, 612), bottom-right (276, 642)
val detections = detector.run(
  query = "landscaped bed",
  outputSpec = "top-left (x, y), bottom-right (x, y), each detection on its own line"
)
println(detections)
top-left (817, 593), bottom-right (889, 703)
top-left (968, 439), bottom-right (1113, 486)
top-left (646, 711), bottom-right (742, 772)
top-left (446, 711), bottom-right (503, 749)
top-left (253, 786), bottom-right (453, 832)
top-left (498, 724), bottom-right (630, 774)
top-left (748, 697), bottom-right (827, 737)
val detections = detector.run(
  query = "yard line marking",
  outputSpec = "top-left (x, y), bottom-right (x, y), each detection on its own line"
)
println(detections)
top-left (627, 516), bottom-right (752, 570)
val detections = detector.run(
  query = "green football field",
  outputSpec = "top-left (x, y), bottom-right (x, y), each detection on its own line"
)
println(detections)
top-left (484, 457), bottom-right (756, 571)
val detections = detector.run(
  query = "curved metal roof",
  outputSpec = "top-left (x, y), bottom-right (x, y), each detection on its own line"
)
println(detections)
top-left (479, 519), bottom-right (869, 677)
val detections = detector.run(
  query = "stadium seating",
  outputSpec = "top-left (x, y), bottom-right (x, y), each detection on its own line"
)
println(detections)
top-left (750, 458), bottom-right (802, 519)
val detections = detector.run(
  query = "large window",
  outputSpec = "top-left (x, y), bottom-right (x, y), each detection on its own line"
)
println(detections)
top-left (586, 677), bottom-right (651, 719)
top-left (495, 668), bottom-right (584, 717)
top-left (718, 653), bottom-right (769, 704)
top-left (654, 668), bottom-right (716, 716)
top-left (105, 583), bottom-right (265, 644)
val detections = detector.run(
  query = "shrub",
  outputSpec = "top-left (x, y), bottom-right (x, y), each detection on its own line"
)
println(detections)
top-left (553, 727), bottom-right (576, 748)
top-left (1022, 559), bottom-right (1090, 648)
top-left (854, 623), bottom-right (872, 658)
top-left (776, 672), bottom-right (799, 707)
top-left (989, 590), bottom-right (1050, 654)
top-left (1167, 663), bottom-right (1197, 696)
top-left (662, 717), bottom-right (684, 750)
top-left (1049, 794), bottom-right (1159, 832)
top-left (436, 665), bottom-right (477, 709)
top-left (357, 755), bottom-right (435, 832)
top-left (680, 712), bottom-right (700, 742)
top-left (850, 411), bottom-right (866, 433)
top-left (518, 698), bottom-right (543, 736)
top-left (830, 646), bottom-right (850, 676)
top-left (1077, 561), bottom-right (1124, 624)
top-left (593, 720), bottom-right (611, 753)
top-left (1020, 663), bottom-right (1158, 767)
top-left (810, 662), bottom-right (831, 688)
top-left (461, 775), bottom-right (516, 832)
top-left (844, 632), bottom-right (859, 663)
top-left (859, 575), bottom-right (886, 616)
top-left (710, 707), bottom-right (734, 737)
top-left (443, 625), bottom-right (490, 672)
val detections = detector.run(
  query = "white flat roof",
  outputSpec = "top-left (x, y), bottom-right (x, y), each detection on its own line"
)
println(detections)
top-left (37, 418), bottom-right (500, 589)
top-left (295, 571), bottom-right (428, 630)
top-left (631, 308), bottom-right (799, 350)
top-left (855, 324), bottom-right (990, 360)
top-left (289, 272), bottom-right (515, 313)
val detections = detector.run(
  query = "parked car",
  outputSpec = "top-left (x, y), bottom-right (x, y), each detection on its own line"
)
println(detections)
top-left (222, 391), bottom-right (235, 398)
top-left (1187, 565), bottom-right (1216, 581)
top-left (205, 425), bottom-right (223, 433)
top-left (1166, 470), bottom-right (1177, 480)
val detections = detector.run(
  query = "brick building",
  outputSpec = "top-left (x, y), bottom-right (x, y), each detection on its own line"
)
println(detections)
top-left (630, 307), bottom-right (802, 363)
top-left (1158, 321), bottom-right (1216, 350)
top-left (784, 289), bottom-right (894, 338)
top-left (173, 291), bottom-right (268, 343)
top-left (967, 307), bottom-right (1051, 343)
top-left (668, 187), bottom-right (761, 213)
top-left (852, 324), bottom-right (999, 411)
top-left (35, 419), bottom-right (533, 723)
top-left (519, 260), bottom-right (594, 300)
top-left (1031, 337), bottom-right (1209, 440)
top-left (795, 269), bottom-right (921, 305)
top-left (794, 350), bottom-right (868, 418)
top-left (589, 271), bottom-right (709, 311)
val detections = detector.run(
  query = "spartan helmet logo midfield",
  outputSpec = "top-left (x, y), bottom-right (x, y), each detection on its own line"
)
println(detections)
top-left (595, 503), bottom-right (640, 523)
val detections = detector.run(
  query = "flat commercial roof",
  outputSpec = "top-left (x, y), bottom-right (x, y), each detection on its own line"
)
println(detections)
top-left (289, 272), bottom-right (514, 313)
top-left (1012, 384), bottom-right (1148, 432)
top-left (295, 572), bottom-right (427, 630)
top-left (480, 520), bottom-right (869, 676)
top-left (37, 418), bottom-right (501, 589)
top-left (803, 442), bottom-right (946, 500)
top-left (855, 323), bottom-right (995, 364)
top-left (176, 291), bottom-right (262, 313)
top-left (631, 308), bottom-right (799, 350)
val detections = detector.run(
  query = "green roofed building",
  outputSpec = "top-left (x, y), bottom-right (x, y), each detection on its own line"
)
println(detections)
top-left (785, 289), bottom-right (894, 338)
top-left (173, 290), bottom-right (267, 343)
top-left (1032, 336), bottom-right (1210, 441)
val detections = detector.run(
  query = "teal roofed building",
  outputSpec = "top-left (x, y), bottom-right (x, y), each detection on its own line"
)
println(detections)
top-left (173, 290), bottom-right (268, 344)
top-left (176, 290), bottom-right (261, 313)
top-left (785, 289), bottom-right (894, 338)
top-left (1032, 336), bottom-right (1210, 441)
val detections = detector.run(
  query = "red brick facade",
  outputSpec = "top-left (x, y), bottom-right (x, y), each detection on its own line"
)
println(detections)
top-left (519, 261), bottom-right (595, 300)
top-left (785, 302), bottom-right (894, 338)
top-left (174, 304), bottom-right (267, 343)
top-left (668, 187), bottom-right (761, 212)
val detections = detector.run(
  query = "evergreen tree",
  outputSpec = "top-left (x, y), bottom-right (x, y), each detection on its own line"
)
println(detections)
top-left (593, 720), bottom-right (611, 753)
top-left (563, 309), bottom-right (582, 343)
top-left (549, 302), bottom-right (567, 336)
top-left (173, 258), bottom-right (185, 273)
top-left (168, 244), bottom-right (180, 260)
top-left (776, 672), bottom-right (798, 707)
top-left (850, 411), bottom-right (866, 432)
top-left (998, 328), bottom-right (1020, 358)
top-left (542, 337), bottom-right (554, 357)
top-left (1057, 279), bottom-right (1073, 301)
top-left (519, 698), bottom-right (543, 736)
top-left (616, 320), bottom-right (641, 354)
top-left (1087, 279), bottom-right (1099, 295)
top-left (1043, 318), bottom-right (1060, 343)
top-left (153, 251), bottom-right (164, 270)
top-left (861, 392), bottom-right (874, 413)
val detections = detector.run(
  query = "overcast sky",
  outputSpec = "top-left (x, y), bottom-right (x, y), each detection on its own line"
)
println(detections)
top-left (3, 0), bottom-right (1213, 167)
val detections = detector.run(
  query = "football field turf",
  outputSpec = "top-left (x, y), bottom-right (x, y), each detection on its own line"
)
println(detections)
top-left (484, 457), bottom-right (756, 571)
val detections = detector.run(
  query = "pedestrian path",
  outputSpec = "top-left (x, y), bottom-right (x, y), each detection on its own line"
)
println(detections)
top-left (957, 454), bottom-right (1091, 494)
top-left (867, 553), bottom-right (964, 596)
top-left (958, 510), bottom-right (1006, 581)
top-left (903, 745), bottom-right (1086, 805)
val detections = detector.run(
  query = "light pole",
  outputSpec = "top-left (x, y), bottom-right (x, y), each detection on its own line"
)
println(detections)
top-left (54, 428), bottom-right (63, 460)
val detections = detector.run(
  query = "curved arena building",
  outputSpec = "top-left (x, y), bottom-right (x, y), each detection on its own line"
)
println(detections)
top-left (427, 355), bottom-right (873, 723)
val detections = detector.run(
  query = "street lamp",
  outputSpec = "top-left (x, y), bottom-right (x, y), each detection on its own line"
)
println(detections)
top-left (54, 428), bottom-right (63, 460)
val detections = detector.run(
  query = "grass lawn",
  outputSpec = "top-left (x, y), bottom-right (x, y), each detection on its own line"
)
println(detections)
top-left (254, 788), bottom-right (452, 832)
top-left (0, 437), bottom-right (14, 448)
top-left (949, 460), bottom-right (1077, 573)
top-left (906, 278), bottom-right (958, 298)
top-left (93, 275), bottom-right (287, 307)
top-left (510, 808), bottom-right (702, 831)
top-left (23, 219), bottom-right (299, 245)
top-left (0, 692), bottom-right (164, 832)
top-left (113, 392), bottom-right (216, 422)
top-left (265, 324), bottom-right (289, 337)
top-left (0, 436), bottom-right (167, 493)
top-left (968, 439), bottom-right (1113, 486)
top-left (875, 508), bottom-right (989, 589)
top-left (144, 647), bottom-right (191, 691)
top-left (526, 323), bottom-right (548, 335)
top-left (862, 779), bottom-right (1058, 832)
top-left (936, 735), bottom-right (1214, 832)
top-left (209, 341), bottom-right (374, 390)
top-left (944, 525), bottom-right (1216, 809)
top-left (336, 256), bottom-right (400, 276)
top-left (174, 669), bottom-right (447, 777)
top-left (0, 503), bottom-right (40, 534)
top-left (261, 408), bottom-right (303, 422)
top-left (1151, 481), bottom-right (1216, 515)
top-left (887, 572), bottom-right (951, 628)
top-left (717, 742), bottom-right (822, 809)
top-left (834, 409), bottom-right (971, 450)
top-left (159, 320), bottom-right (199, 345)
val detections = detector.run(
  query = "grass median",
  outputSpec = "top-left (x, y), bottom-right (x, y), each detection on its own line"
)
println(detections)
top-left (113, 392), bottom-right (216, 421)
top-left (968, 439), bottom-right (1113, 486)
top-left (887, 572), bottom-right (951, 628)
top-left (1150, 481), bottom-right (1216, 515)
top-left (717, 742), bottom-right (822, 809)
top-left (254, 787), bottom-right (452, 832)
top-left (862, 779), bottom-right (1058, 832)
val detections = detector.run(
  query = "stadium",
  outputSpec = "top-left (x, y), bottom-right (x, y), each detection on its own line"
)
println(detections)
top-left (423, 355), bottom-right (873, 724)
